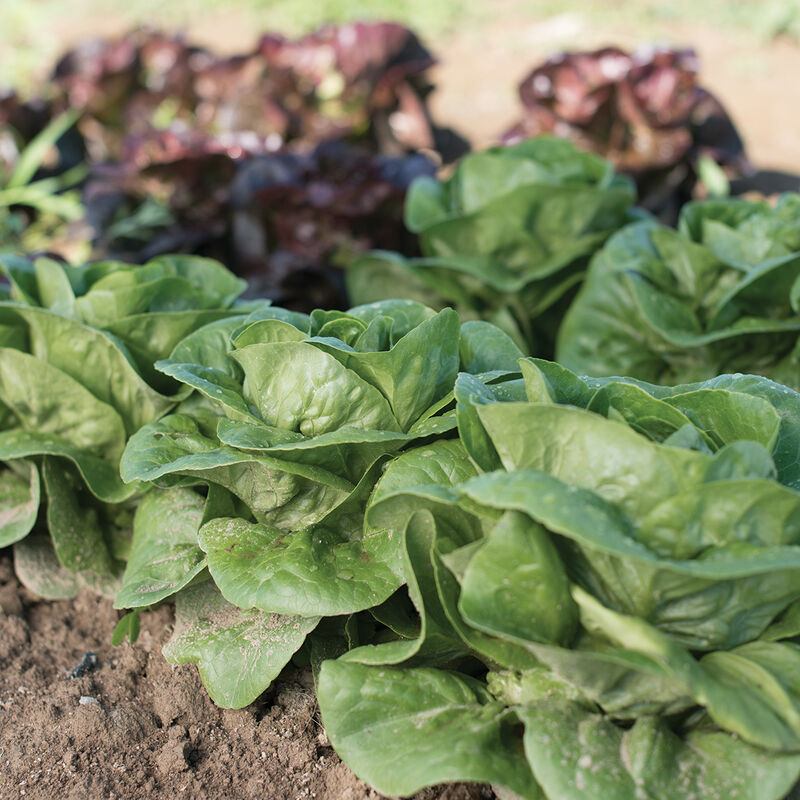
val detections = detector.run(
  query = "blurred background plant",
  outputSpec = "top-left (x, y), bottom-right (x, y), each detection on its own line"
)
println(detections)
top-left (2, 0), bottom-right (800, 312)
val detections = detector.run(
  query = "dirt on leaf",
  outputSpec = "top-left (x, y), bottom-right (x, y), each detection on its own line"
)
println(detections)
top-left (0, 555), bottom-right (492, 800)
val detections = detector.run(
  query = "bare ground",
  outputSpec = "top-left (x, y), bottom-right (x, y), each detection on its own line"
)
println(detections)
top-left (0, 556), bottom-right (489, 800)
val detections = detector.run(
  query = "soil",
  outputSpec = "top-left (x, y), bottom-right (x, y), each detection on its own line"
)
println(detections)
top-left (0, 556), bottom-right (490, 800)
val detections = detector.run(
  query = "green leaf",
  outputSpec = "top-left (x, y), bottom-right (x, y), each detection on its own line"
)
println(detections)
top-left (198, 460), bottom-right (402, 617)
top-left (574, 587), bottom-right (800, 750)
top-left (520, 358), bottom-right (597, 407)
top-left (317, 660), bottom-right (543, 799)
top-left (366, 439), bottom-right (480, 544)
top-left (216, 418), bottom-right (410, 483)
top-left (5, 305), bottom-right (176, 435)
top-left (104, 309), bottom-right (239, 387)
top-left (586, 381), bottom-right (714, 446)
top-left (455, 373), bottom-right (527, 472)
top-left (155, 360), bottom-right (258, 422)
top-left (13, 533), bottom-right (81, 599)
top-left (556, 205), bottom-right (800, 387)
top-left (460, 470), bottom-right (800, 649)
top-left (0, 347), bottom-right (127, 462)
top-left (75, 258), bottom-right (244, 328)
top-left (345, 251), bottom-right (449, 310)
top-left (459, 320), bottom-right (525, 374)
top-left (232, 342), bottom-right (401, 435)
top-left (146, 255), bottom-right (246, 307)
top-left (697, 154), bottom-right (731, 199)
top-left (6, 109), bottom-right (79, 189)
top-left (112, 611), bottom-right (141, 646)
top-left (475, 403), bottom-right (706, 520)
top-left (346, 299), bottom-right (437, 345)
top-left (232, 318), bottom-right (307, 347)
top-left (664, 388), bottom-right (781, 451)
top-left (458, 510), bottom-right (577, 646)
top-left (120, 414), bottom-right (354, 529)
top-left (0, 430), bottom-right (136, 502)
top-left (639, 478), bottom-right (800, 558)
top-left (163, 579), bottom-right (319, 708)
top-left (520, 699), bottom-right (800, 800)
top-left (41, 457), bottom-right (120, 592)
top-left (307, 309), bottom-right (461, 431)
top-left (501, 643), bottom-right (692, 718)
top-left (114, 487), bottom-right (208, 609)
top-left (0, 459), bottom-right (40, 547)
top-left (342, 509), bottom-right (467, 667)
top-left (166, 315), bottom-right (247, 377)
top-left (33, 257), bottom-right (76, 318)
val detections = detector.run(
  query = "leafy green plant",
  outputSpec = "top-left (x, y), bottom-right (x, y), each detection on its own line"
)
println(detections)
top-left (117, 299), bottom-right (524, 705)
top-left (0, 252), bottom-right (249, 597)
top-left (557, 193), bottom-right (800, 386)
top-left (502, 46), bottom-right (747, 218)
top-left (315, 359), bottom-right (800, 799)
top-left (347, 137), bottom-right (637, 354)
top-left (109, 287), bottom-right (800, 796)
top-left (0, 110), bottom-right (86, 254)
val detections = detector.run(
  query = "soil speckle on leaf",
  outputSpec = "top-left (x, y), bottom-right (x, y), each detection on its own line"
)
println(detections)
top-left (0, 555), bottom-right (493, 799)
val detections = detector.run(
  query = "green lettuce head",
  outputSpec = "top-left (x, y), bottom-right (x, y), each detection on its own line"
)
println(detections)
top-left (0, 252), bottom-right (247, 597)
top-left (317, 360), bottom-right (800, 799)
top-left (348, 137), bottom-right (636, 354)
top-left (558, 194), bottom-right (800, 387)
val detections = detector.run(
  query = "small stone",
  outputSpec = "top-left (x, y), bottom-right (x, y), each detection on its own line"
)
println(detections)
top-left (78, 696), bottom-right (99, 706)
top-left (69, 652), bottom-right (99, 679)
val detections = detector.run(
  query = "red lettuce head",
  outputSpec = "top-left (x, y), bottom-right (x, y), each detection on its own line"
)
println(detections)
top-left (504, 46), bottom-right (750, 217)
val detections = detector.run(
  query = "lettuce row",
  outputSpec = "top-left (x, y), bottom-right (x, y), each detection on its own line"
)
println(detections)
top-left (5, 255), bottom-right (800, 798)
top-left (118, 324), bottom-right (800, 797)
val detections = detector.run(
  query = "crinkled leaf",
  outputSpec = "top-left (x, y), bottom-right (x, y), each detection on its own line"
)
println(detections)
top-left (575, 587), bottom-right (800, 751)
top-left (307, 309), bottom-right (460, 431)
top-left (460, 470), bottom-right (800, 649)
top-left (232, 342), bottom-right (400, 435)
top-left (120, 414), bottom-right (353, 529)
top-left (198, 460), bottom-right (402, 617)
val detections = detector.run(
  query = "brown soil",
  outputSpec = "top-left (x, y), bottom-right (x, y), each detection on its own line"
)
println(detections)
top-left (0, 555), bottom-right (489, 800)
